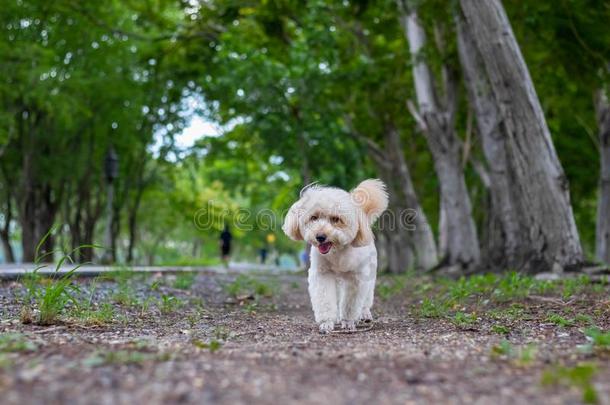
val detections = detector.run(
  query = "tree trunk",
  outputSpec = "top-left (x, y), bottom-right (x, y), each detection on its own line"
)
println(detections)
top-left (0, 230), bottom-right (14, 263)
top-left (0, 192), bottom-right (15, 263)
top-left (401, 9), bottom-right (480, 269)
top-left (299, 132), bottom-right (312, 269)
top-left (37, 186), bottom-right (57, 261)
top-left (460, 0), bottom-right (583, 271)
top-left (70, 197), bottom-right (83, 260)
top-left (20, 188), bottom-right (57, 263)
top-left (349, 120), bottom-right (438, 271)
top-left (456, 13), bottom-right (526, 270)
top-left (146, 236), bottom-right (163, 266)
top-left (385, 124), bottom-right (438, 269)
top-left (379, 223), bottom-right (413, 273)
top-left (126, 186), bottom-right (144, 264)
top-left (376, 164), bottom-right (416, 273)
top-left (20, 199), bottom-right (37, 262)
top-left (192, 238), bottom-right (202, 258)
top-left (17, 110), bottom-right (58, 263)
top-left (596, 88), bottom-right (610, 264)
top-left (81, 215), bottom-right (97, 263)
top-left (69, 131), bottom-right (102, 263)
top-left (110, 197), bottom-right (120, 263)
top-left (20, 135), bottom-right (38, 262)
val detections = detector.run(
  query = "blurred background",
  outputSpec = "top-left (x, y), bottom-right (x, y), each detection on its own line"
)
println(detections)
top-left (0, 0), bottom-right (608, 271)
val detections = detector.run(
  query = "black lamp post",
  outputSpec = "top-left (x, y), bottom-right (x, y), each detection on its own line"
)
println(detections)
top-left (102, 147), bottom-right (119, 264)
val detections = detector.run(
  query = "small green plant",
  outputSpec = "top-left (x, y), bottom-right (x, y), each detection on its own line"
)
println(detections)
top-left (173, 272), bottom-right (197, 290)
top-left (531, 279), bottom-right (557, 295)
top-left (186, 312), bottom-right (200, 328)
top-left (224, 275), bottom-right (276, 299)
top-left (542, 363), bottom-right (598, 404)
top-left (489, 304), bottom-right (526, 321)
top-left (574, 314), bottom-right (594, 326)
top-left (68, 279), bottom-right (115, 325)
top-left (0, 354), bottom-right (12, 369)
top-left (517, 345), bottom-right (537, 366)
top-left (491, 324), bottom-right (511, 335)
top-left (451, 311), bottom-right (478, 328)
top-left (192, 339), bottom-right (222, 352)
top-left (224, 275), bottom-right (251, 297)
top-left (546, 313), bottom-right (574, 327)
top-left (127, 340), bottom-right (152, 351)
top-left (584, 328), bottom-right (610, 352)
top-left (159, 294), bottom-right (182, 314)
top-left (254, 281), bottom-right (273, 297)
top-left (444, 273), bottom-right (497, 302)
top-left (491, 339), bottom-right (513, 357)
top-left (138, 296), bottom-right (156, 316)
top-left (0, 333), bottom-right (37, 353)
top-left (213, 326), bottom-right (231, 341)
top-left (72, 302), bottom-right (115, 326)
top-left (493, 272), bottom-right (534, 301)
top-left (490, 339), bottom-right (536, 366)
top-left (20, 228), bottom-right (100, 325)
top-left (418, 297), bottom-right (450, 318)
top-left (243, 302), bottom-right (258, 313)
top-left (561, 275), bottom-right (590, 300)
top-left (109, 267), bottom-right (138, 307)
top-left (84, 350), bottom-right (171, 366)
top-left (376, 274), bottom-right (410, 300)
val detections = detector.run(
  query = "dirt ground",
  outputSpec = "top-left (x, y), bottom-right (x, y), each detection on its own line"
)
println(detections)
top-left (0, 270), bottom-right (609, 405)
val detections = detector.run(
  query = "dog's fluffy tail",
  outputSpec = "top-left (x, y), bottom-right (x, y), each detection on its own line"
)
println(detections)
top-left (351, 179), bottom-right (389, 223)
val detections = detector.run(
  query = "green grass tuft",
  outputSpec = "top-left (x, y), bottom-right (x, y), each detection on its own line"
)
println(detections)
top-left (542, 363), bottom-right (599, 404)
top-left (20, 228), bottom-right (102, 325)
top-left (0, 333), bottom-right (37, 353)
top-left (173, 272), bottom-right (197, 290)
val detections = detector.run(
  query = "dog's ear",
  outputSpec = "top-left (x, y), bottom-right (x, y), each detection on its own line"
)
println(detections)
top-left (282, 202), bottom-right (303, 241)
top-left (351, 179), bottom-right (389, 223)
top-left (351, 209), bottom-right (374, 247)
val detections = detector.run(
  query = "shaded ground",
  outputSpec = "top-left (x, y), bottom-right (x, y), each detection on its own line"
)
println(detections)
top-left (0, 270), bottom-right (609, 404)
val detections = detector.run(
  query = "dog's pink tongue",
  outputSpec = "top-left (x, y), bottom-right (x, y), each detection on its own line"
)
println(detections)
top-left (318, 242), bottom-right (332, 254)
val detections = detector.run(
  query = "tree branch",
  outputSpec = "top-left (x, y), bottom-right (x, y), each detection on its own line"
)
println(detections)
top-left (343, 116), bottom-right (391, 169)
top-left (64, 2), bottom-right (222, 43)
top-left (406, 99), bottom-right (428, 132)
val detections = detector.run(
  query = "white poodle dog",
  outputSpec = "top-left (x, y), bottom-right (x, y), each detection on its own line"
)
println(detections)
top-left (282, 179), bottom-right (388, 333)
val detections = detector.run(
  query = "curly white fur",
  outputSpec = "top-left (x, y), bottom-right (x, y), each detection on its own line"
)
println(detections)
top-left (282, 179), bottom-right (389, 333)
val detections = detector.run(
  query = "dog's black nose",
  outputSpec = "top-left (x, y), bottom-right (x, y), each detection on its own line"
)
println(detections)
top-left (316, 234), bottom-right (327, 243)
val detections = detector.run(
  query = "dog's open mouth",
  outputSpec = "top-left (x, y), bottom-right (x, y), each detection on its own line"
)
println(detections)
top-left (317, 241), bottom-right (333, 254)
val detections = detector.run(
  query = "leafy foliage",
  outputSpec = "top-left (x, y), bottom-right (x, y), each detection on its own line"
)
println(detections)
top-left (1, 0), bottom-right (609, 267)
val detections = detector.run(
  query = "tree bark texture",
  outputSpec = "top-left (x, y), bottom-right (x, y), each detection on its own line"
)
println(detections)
top-left (460, 0), bottom-right (583, 271)
top-left (402, 9), bottom-right (480, 269)
top-left (0, 185), bottom-right (15, 263)
top-left (595, 88), bottom-right (610, 264)
top-left (384, 124), bottom-right (438, 270)
top-left (456, 13), bottom-right (527, 270)
top-left (350, 122), bottom-right (438, 271)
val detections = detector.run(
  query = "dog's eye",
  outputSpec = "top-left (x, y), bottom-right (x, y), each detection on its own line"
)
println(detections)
top-left (310, 215), bottom-right (318, 222)
top-left (330, 216), bottom-right (341, 224)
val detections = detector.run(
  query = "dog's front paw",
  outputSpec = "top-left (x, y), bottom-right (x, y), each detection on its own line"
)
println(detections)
top-left (340, 320), bottom-right (356, 331)
top-left (360, 309), bottom-right (373, 323)
top-left (319, 320), bottom-right (335, 334)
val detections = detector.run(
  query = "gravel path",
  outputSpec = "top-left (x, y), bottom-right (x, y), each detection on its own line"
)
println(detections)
top-left (0, 271), bottom-right (609, 404)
